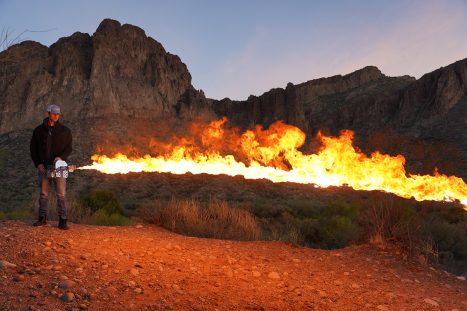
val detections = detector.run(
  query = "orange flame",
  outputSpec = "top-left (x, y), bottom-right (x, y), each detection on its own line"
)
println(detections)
top-left (79, 118), bottom-right (467, 207)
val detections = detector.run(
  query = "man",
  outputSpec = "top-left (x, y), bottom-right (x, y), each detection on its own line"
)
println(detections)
top-left (30, 104), bottom-right (72, 230)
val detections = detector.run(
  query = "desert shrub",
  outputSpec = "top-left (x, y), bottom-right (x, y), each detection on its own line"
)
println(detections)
top-left (259, 211), bottom-right (302, 244)
top-left (0, 211), bottom-right (5, 220)
top-left (420, 205), bottom-right (467, 275)
top-left (358, 198), bottom-right (467, 275)
top-left (286, 199), bottom-right (324, 219)
top-left (359, 198), bottom-right (418, 248)
top-left (66, 190), bottom-right (131, 226)
top-left (316, 213), bottom-right (358, 248)
top-left (289, 201), bottom-right (360, 248)
top-left (81, 189), bottom-right (123, 215)
top-left (92, 209), bottom-right (131, 226)
top-left (66, 195), bottom-right (93, 223)
top-left (140, 197), bottom-right (261, 241)
top-left (7, 209), bottom-right (33, 220)
top-left (250, 198), bottom-right (284, 218)
top-left (257, 200), bottom-right (359, 248)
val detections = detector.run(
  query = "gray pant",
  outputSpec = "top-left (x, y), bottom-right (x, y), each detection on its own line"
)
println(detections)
top-left (38, 171), bottom-right (67, 219)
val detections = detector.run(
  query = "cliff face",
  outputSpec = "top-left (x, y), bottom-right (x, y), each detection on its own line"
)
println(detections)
top-left (0, 19), bottom-right (466, 178)
top-left (213, 66), bottom-right (416, 134)
top-left (212, 60), bottom-right (466, 178)
top-left (0, 19), bottom-right (209, 136)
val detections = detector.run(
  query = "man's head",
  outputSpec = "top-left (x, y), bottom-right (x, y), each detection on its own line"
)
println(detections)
top-left (47, 104), bottom-right (61, 123)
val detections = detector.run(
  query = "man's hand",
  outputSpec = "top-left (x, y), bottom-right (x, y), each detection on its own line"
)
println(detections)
top-left (37, 164), bottom-right (46, 174)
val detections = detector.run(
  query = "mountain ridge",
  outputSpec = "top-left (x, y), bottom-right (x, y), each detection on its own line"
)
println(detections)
top-left (0, 18), bottom-right (466, 179)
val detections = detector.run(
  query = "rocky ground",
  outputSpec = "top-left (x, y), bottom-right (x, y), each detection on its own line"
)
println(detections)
top-left (0, 221), bottom-right (466, 310)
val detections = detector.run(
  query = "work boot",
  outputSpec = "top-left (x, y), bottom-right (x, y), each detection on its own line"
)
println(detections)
top-left (33, 216), bottom-right (47, 227)
top-left (58, 217), bottom-right (69, 230)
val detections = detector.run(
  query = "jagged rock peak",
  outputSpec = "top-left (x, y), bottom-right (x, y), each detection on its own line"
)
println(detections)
top-left (95, 18), bottom-right (149, 41)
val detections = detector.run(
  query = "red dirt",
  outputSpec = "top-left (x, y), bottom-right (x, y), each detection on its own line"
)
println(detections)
top-left (0, 220), bottom-right (466, 310)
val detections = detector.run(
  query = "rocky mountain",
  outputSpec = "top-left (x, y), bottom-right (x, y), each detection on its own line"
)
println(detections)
top-left (214, 59), bottom-right (466, 178)
top-left (0, 18), bottom-right (466, 180)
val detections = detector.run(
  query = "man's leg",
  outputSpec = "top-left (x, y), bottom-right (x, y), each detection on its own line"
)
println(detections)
top-left (55, 176), bottom-right (69, 230)
top-left (34, 171), bottom-right (50, 226)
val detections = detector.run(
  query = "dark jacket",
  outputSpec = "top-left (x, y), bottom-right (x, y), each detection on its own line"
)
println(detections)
top-left (30, 118), bottom-right (72, 168)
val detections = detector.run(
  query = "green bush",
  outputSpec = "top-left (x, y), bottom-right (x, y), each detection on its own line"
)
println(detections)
top-left (70, 190), bottom-right (132, 227)
top-left (290, 201), bottom-right (360, 249)
top-left (421, 205), bottom-right (467, 275)
top-left (81, 190), bottom-right (123, 215)
top-left (0, 211), bottom-right (5, 220)
top-left (8, 209), bottom-right (33, 220)
top-left (92, 209), bottom-right (131, 226)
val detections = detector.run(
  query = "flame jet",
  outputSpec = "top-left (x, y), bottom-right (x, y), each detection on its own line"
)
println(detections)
top-left (79, 118), bottom-right (467, 208)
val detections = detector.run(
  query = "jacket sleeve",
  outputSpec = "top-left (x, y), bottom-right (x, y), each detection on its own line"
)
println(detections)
top-left (57, 129), bottom-right (72, 161)
top-left (30, 129), bottom-right (41, 167)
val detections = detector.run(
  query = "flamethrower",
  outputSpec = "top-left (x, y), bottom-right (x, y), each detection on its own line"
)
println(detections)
top-left (46, 160), bottom-right (76, 178)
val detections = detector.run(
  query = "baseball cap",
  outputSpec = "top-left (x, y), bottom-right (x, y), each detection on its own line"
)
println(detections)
top-left (47, 104), bottom-right (61, 114)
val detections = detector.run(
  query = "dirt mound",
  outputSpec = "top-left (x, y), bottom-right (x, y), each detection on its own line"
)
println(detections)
top-left (0, 221), bottom-right (466, 310)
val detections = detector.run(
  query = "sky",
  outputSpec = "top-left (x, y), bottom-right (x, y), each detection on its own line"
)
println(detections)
top-left (1, 0), bottom-right (467, 100)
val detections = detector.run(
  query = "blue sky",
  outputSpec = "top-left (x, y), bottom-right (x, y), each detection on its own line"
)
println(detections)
top-left (1, 0), bottom-right (467, 100)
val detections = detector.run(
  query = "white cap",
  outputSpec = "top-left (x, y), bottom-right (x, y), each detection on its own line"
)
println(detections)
top-left (47, 104), bottom-right (61, 114)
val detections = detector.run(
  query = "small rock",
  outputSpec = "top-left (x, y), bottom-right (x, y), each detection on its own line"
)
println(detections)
top-left (59, 280), bottom-right (76, 289)
top-left (0, 260), bottom-right (16, 269)
top-left (135, 224), bottom-right (143, 229)
top-left (252, 271), bottom-right (261, 277)
top-left (13, 275), bottom-right (25, 282)
top-left (130, 268), bottom-right (139, 276)
top-left (128, 281), bottom-right (136, 287)
top-left (268, 272), bottom-right (280, 279)
top-left (61, 292), bottom-right (75, 303)
top-left (44, 241), bottom-right (52, 247)
top-left (334, 280), bottom-right (343, 286)
top-left (376, 305), bottom-right (389, 311)
top-left (456, 276), bottom-right (466, 281)
top-left (423, 298), bottom-right (439, 307)
top-left (134, 288), bottom-right (142, 294)
top-left (351, 283), bottom-right (360, 289)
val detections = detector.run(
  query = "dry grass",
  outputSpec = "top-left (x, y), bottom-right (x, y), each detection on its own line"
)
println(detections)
top-left (140, 197), bottom-right (261, 241)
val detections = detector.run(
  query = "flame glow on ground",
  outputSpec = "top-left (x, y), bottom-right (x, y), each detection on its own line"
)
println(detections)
top-left (78, 118), bottom-right (467, 208)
